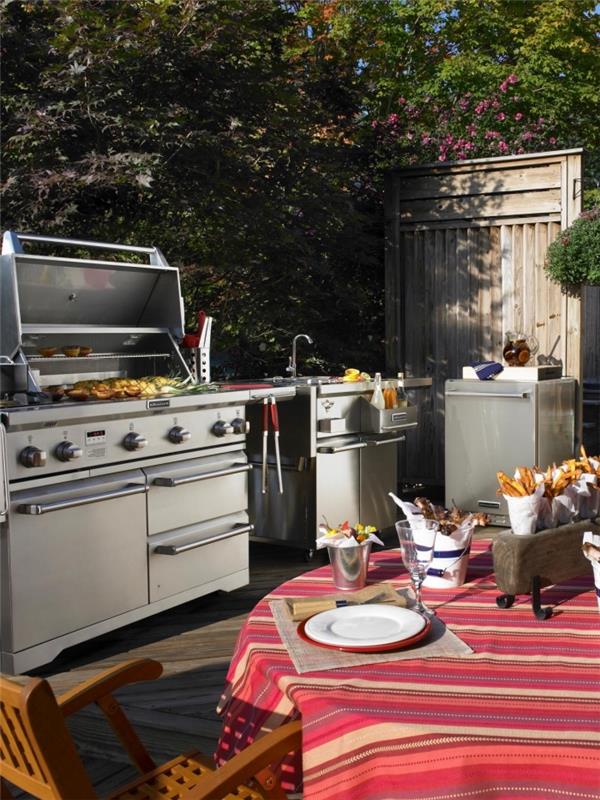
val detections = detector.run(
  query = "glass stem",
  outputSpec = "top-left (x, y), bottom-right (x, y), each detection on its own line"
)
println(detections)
top-left (413, 577), bottom-right (423, 609)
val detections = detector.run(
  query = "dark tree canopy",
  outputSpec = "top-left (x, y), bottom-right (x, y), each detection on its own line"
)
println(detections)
top-left (2, 0), bottom-right (598, 377)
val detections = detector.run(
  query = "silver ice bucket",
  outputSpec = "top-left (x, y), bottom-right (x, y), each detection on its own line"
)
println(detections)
top-left (327, 542), bottom-right (372, 591)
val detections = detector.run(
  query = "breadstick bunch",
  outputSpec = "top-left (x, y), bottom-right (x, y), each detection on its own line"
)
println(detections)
top-left (497, 446), bottom-right (599, 500)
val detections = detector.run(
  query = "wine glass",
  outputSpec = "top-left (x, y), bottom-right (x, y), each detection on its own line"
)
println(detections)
top-left (395, 520), bottom-right (438, 616)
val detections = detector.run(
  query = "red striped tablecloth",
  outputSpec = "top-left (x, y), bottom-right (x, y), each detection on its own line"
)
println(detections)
top-left (216, 539), bottom-right (600, 800)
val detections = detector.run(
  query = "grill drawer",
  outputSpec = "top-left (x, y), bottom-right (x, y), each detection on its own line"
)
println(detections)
top-left (149, 514), bottom-right (250, 602)
top-left (144, 451), bottom-right (250, 534)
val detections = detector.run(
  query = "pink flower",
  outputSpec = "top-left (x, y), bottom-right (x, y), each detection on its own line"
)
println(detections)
top-left (406, 131), bottom-right (414, 140)
top-left (371, 120), bottom-right (378, 129)
top-left (467, 124), bottom-right (477, 136)
top-left (474, 100), bottom-right (489, 115)
top-left (421, 133), bottom-right (432, 145)
top-left (508, 74), bottom-right (518, 84)
top-left (484, 130), bottom-right (500, 140)
top-left (387, 113), bottom-right (399, 124)
top-left (491, 99), bottom-right (500, 110)
top-left (498, 141), bottom-right (509, 153)
top-left (514, 112), bottom-right (523, 121)
top-left (499, 80), bottom-right (508, 93)
top-left (522, 131), bottom-right (534, 141)
top-left (538, 117), bottom-right (545, 125)
top-left (398, 97), bottom-right (406, 105)
top-left (549, 137), bottom-right (557, 144)
top-left (458, 96), bottom-right (470, 110)
top-left (496, 112), bottom-right (506, 121)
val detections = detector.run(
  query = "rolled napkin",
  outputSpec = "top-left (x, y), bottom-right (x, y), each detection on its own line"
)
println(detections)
top-left (582, 531), bottom-right (600, 610)
top-left (286, 582), bottom-right (406, 621)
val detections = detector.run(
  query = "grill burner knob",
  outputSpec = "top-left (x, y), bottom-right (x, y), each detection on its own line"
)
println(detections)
top-left (168, 426), bottom-right (191, 444)
top-left (19, 446), bottom-right (47, 468)
top-left (123, 432), bottom-right (148, 451)
top-left (231, 418), bottom-right (249, 435)
top-left (212, 420), bottom-right (234, 437)
top-left (55, 441), bottom-right (83, 462)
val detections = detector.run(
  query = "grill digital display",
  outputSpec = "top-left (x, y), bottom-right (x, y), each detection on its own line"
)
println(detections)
top-left (85, 429), bottom-right (106, 444)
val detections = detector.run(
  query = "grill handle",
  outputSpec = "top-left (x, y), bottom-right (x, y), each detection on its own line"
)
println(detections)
top-left (380, 422), bottom-right (418, 432)
top-left (365, 435), bottom-right (406, 447)
top-left (447, 391), bottom-right (530, 399)
top-left (154, 523), bottom-right (254, 555)
top-left (153, 463), bottom-right (251, 487)
top-left (317, 441), bottom-right (368, 454)
top-left (4, 232), bottom-right (168, 266)
top-left (17, 482), bottom-right (148, 515)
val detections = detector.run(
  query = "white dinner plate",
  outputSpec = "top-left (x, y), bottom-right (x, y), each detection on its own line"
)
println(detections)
top-left (303, 604), bottom-right (427, 649)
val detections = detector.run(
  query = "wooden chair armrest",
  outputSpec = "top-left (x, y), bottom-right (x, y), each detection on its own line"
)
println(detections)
top-left (57, 658), bottom-right (163, 717)
top-left (187, 719), bottom-right (302, 800)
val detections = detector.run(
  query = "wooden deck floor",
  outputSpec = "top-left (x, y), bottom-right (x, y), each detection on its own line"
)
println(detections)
top-left (13, 527), bottom-right (498, 797)
top-left (20, 541), bottom-right (324, 796)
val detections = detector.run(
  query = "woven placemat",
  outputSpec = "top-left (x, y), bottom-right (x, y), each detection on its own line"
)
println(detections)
top-left (270, 595), bottom-right (474, 674)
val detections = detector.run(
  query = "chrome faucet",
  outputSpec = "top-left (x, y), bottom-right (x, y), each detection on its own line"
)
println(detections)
top-left (287, 334), bottom-right (313, 378)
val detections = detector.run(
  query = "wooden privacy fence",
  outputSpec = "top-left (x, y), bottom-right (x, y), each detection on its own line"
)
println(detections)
top-left (385, 149), bottom-right (583, 487)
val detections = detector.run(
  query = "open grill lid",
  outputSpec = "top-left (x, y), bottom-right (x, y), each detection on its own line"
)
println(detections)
top-left (1, 232), bottom-right (193, 392)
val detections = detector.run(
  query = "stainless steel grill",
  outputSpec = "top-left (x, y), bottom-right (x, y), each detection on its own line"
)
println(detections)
top-left (0, 232), bottom-right (289, 673)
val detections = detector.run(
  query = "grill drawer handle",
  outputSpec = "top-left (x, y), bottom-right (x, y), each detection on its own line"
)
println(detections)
top-left (366, 435), bottom-right (406, 447)
top-left (154, 523), bottom-right (254, 555)
top-left (380, 422), bottom-right (418, 432)
top-left (17, 482), bottom-right (149, 515)
top-left (152, 463), bottom-right (252, 487)
top-left (317, 441), bottom-right (367, 454)
top-left (448, 391), bottom-right (530, 399)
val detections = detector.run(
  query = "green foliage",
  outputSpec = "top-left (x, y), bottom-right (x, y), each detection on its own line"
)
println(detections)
top-left (545, 208), bottom-right (600, 286)
top-left (2, 0), bottom-right (599, 377)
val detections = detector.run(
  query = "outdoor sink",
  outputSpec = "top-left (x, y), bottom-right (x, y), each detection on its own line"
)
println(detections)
top-left (272, 375), bottom-right (335, 386)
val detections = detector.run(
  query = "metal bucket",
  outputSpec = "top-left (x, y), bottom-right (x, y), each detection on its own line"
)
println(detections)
top-left (327, 542), bottom-right (372, 591)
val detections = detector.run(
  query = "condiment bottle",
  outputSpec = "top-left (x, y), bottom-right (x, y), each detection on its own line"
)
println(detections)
top-left (370, 372), bottom-right (385, 410)
top-left (396, 372), bottom-right (408, 408)
top-left (383, 380), bottom-right (397, 409)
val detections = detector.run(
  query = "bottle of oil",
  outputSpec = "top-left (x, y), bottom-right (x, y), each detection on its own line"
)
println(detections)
top-left (396, 372), bottom-right (408, 408)
top-left (370, 372), bottom-right (385, 410)
top-left (383, 380), bottom-right (397, 409)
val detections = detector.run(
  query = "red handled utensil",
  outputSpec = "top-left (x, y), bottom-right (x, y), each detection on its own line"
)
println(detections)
top-left (262, 397), bottom-right (269, 494)
top-left (270, 395), bottom-right (284, 495)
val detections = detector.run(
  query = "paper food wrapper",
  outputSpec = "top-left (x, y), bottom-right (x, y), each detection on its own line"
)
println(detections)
top-left (578, 474), bottom-right (599, 520)
top-left (504, 483), bottom-right (544, 535)
top-left (582, 531), bottom-right (600, 610)
top-left (389, 493), bottom-right (473, 588)
top-left (285, 582), bottom-right (406, 621)
top-left (417, 521), bottom-right (473, 588)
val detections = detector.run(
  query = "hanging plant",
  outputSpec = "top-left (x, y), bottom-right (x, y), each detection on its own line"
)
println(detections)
top-left (545, 207), bottom-right (600, 286)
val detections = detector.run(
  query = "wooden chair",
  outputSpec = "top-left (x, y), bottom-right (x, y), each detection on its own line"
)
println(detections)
top-left (0, 658), bottom-right (301, 800)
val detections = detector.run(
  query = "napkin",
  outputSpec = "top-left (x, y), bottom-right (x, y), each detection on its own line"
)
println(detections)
top-left (286, 582), bottom-right (405, 621)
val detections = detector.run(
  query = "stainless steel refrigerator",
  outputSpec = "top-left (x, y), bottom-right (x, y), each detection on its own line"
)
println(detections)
top-left (445, 378), bottom-right (575, 525)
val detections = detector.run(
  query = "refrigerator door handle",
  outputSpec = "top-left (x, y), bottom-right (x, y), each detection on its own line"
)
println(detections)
top-left (448, 391), bottom-right (530, 399)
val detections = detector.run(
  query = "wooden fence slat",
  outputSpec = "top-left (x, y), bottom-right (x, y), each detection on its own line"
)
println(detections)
top-left (395, 163), bottom-right (561, 201)
top-left (395, 189), bottom-right (561, 223)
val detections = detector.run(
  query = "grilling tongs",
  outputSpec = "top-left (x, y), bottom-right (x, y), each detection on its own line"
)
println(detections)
top-left (261, 395), bottom-right (284, 495)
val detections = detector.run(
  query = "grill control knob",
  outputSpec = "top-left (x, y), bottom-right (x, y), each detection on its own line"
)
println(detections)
top-left (19, 446), bottom-right (47, 468)
top-left (55, 441), bottom-right (83, 462)
top-left (168, 426), bottom-right (191, 444)
top-left (231, 418), bottom-right (249, 435)
top-left (123, 432), bottom-right (148, 451)
top-left (212, 420), bottom-right (234, 437)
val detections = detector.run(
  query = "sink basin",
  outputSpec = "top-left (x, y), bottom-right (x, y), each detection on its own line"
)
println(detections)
top-left (271, 376), bottom-right (335, 386)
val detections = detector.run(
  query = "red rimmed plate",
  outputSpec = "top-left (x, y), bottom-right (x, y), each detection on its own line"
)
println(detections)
top-left (297, 608), bottom-right (432, 653)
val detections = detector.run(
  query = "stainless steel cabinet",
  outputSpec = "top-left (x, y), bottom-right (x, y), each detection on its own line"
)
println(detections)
top-left (445, 378), bottom-right (575, 524)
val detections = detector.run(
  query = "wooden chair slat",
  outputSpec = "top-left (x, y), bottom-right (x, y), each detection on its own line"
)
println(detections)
top-left (0, 660), bottom-right (299, 800)
top-left (4, 704), bottom-right (45, 780)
